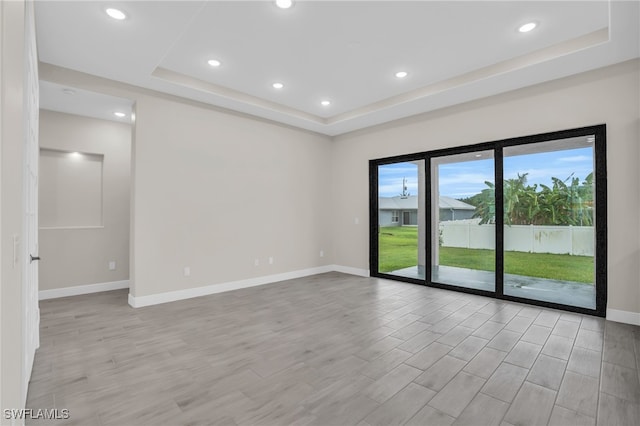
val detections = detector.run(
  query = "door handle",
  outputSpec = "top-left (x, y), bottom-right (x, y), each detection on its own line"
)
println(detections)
top-left (30, 254), bottom-right (40, 263)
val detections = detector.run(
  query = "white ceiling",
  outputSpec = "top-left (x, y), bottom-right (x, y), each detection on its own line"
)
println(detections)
top-left (40, 81), bottom-right (133, 123)
top-left (35, 1), bottom-right (639, 136)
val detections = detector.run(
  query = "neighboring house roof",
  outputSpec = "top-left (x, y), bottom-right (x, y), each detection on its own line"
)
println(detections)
top-left (439, 196), bottom-right (476, 210)
top-left (379, 196), bottom-right (417, 210)
top-left (379, 195), bottom-right (475, 210)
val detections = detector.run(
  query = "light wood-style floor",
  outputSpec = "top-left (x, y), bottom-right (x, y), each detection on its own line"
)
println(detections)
top-left (26, 272), bottom-right (640, 426)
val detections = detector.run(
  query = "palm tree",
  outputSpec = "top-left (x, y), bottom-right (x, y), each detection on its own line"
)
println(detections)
top-left (474, 182), bottom-right (496, 225)
top-left (474, 172), bottom-right (594, 226)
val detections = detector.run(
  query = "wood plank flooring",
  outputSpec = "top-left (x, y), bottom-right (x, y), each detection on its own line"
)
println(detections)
top-left (26, 272), bottom-right (640, 425)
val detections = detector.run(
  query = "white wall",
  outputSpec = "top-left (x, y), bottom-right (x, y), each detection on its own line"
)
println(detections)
top-left (38, 66), bottom-right (336, 304)
top-left (131, 95), bottom-right (333, 298)
top-left (38, 110), bottom-right (131, 291)
top-left (333, 59), bottom-right (640, 316)
top-left (1, 0), bottom-right (26, 416)
top-left (39, 149), bottom-right (104, 228)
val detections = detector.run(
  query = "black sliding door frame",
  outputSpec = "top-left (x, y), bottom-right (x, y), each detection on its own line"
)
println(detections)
top-left (369, 124), bottom-right (607, 317)
top-left (425, 143), bottom-right (498, 299)
top-left (369, 152), bottom-right (426, 287)
top-left (495, 146), bottom-right (505, 300)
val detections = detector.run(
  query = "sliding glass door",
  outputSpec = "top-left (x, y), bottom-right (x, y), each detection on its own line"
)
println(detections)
top-left (376, 160), bottom-right (425, 280)
top-left (502, 136), bottom-right (597, 309)
top-left (370, 125), bottom-right (606, 316)
top-left (430, 151), bottom-right (495, 292)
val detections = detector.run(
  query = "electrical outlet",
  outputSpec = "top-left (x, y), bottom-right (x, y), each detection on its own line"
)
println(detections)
top-left (183, 266), bottom-right (191, 277)
top-left (254, 259), bottom-right (260, 266)
top-left (269, 257), bottom-right (274, 265)
top-left (320, 250), bottom-right (324, 257)
top-left (108, 261), bottom-right (116, 271)
top-left (354, 217), bottom-right (359, 225)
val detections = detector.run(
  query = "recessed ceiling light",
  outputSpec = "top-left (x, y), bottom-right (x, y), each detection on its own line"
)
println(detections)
top-left (62, 88), bottom-right (76, 95)
top-left (106, 8), bottom-right (126, 20)
top-left (114, 112), bottom-right (126, 118)
top-left (272, 82), bottom-right (284, 89)
top-left (475, 154), bottom-right (482, 158)
top-left (207, 59), bottom-right (222, 67)
top-left (321, 100), bottom-right (331, 107)
top-left (518, 22), bottom-right (537, 33)
top-left (275, 0), bottom-right (293, 9)
top-left (586, 136), bottom-right (595, 143)
top-left (395, 71), bottom-right (408, 79)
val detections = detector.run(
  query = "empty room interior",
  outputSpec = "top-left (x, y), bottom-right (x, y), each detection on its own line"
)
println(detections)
top-left (1, 0), bottom-right (640, 425)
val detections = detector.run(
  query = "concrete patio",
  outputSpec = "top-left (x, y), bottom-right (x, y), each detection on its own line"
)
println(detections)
top-left (391, 265), bottom-right (596, 309)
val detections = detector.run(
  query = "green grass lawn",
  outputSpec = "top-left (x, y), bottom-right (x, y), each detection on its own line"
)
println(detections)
top-left (378, 226), bottom-right (594, 284)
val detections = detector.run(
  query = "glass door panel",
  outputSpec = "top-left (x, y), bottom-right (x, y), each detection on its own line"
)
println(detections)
top-left (377, 160), bottom-right (425, 279)
top-left (431, 151), bottom-right (495, 292)
top-left (502, 136), bottom-right (596, 309)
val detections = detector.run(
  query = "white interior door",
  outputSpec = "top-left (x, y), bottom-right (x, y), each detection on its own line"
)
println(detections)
top-left (21, 0), bottom-right (39, 405)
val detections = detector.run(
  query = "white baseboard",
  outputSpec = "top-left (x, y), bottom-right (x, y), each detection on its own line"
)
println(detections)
top-left (39, 280), bottom-right (129, 300)
top-left (129, 266), bottom-right (335, 308)
top-left (35, 271), bottom-right (640, 327)
top-left (330, 264), bottom-right (370, 277)
top-left (606, 308), bottom-right (640, 326)
top-left (128, 265), bottom-right (371, 308)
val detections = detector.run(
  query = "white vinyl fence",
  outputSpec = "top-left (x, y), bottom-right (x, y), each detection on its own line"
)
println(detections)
top-left (440, 219), bottom-right (594, 256)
